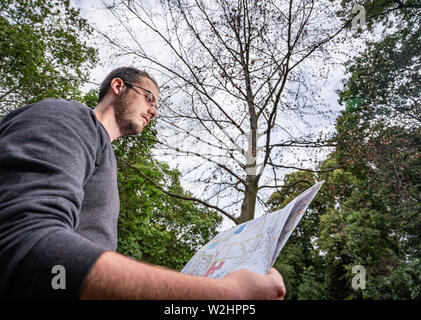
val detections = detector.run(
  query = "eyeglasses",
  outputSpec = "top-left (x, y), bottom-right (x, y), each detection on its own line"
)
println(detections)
top-left (123, 81), bottom-right (158, 111)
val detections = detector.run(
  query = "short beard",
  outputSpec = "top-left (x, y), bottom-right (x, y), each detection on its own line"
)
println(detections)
top-left (113, 90), bottom-right (141, 137)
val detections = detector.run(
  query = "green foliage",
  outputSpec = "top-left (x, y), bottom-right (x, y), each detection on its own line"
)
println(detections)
top-left (269, 2), bottom-right (420, 299)
top-left (335, 0), bottom-right (420, 30)
top-left (0, 0), bottom-right (98, 115)
top-left (81, 88), bottom-right (100, 109)
top-left (364, 259), bottom-right (421, 299)
top-left (338, 28), bottom-right (420, 125)
top-left (296, 266), bottom-right (330, 300)
top-left (271, 126), bottom-right (419, 299)
top-left (114, 134), bottom-right (222, 270)
top-left (270, 171), bottom-right (331, 300)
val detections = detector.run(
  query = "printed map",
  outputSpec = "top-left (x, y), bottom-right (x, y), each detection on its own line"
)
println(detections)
top-left (181, 181), bottom-right (325, 278)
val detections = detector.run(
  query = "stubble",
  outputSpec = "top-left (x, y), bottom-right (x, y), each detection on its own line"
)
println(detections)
top-left (113, 90), bottom-right (141, 137)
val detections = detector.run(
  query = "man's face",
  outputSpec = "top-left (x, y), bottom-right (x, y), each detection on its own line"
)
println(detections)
top-left (113, 78), bottom-right (159, 137)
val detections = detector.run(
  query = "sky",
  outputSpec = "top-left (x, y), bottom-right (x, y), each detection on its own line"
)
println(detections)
top-left (71, 0), bottom-right (371, 231)
top-left (72, 0), bottom-right (120, 89)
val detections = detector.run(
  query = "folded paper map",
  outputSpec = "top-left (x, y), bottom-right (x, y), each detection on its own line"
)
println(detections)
top-left (181, 180), bottom-right (325, 278)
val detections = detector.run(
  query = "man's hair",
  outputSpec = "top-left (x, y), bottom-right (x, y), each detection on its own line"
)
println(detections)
top-left (98, 67), bottom-right (159, 102)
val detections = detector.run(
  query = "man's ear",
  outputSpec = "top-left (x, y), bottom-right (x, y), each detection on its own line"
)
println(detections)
top-left (110, 78), bottom-right (125, 96)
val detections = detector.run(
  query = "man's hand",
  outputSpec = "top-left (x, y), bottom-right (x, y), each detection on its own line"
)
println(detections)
top-left (81, 251), bottom-right (286, 300)
top-left (222, 268), bottom-right (286, 300)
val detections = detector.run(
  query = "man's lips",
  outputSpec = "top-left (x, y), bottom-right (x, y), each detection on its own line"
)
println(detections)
top-left (141, 115), bottom-right (150, 125)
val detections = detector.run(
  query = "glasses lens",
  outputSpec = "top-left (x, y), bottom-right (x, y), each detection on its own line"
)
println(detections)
top-left (126, 81), bottom-right (157, 109)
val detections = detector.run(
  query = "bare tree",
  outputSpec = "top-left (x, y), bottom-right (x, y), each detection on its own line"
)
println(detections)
top-left (100, 0), bottom-right (352, 224)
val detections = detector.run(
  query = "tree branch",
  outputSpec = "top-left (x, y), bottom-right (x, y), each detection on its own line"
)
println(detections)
top-left (117, 157), bottom-right (240, 224)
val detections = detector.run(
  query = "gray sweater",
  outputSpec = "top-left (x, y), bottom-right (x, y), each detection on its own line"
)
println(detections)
top-left (0, 98), bottom-right (120, 299)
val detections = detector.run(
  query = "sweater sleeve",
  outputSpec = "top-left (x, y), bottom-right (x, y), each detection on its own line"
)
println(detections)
top-left (0, 99), bottom-right (107, 299)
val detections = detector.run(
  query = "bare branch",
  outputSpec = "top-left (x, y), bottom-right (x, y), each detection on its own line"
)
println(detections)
top-left (118, 157), bottom-right (240, 224)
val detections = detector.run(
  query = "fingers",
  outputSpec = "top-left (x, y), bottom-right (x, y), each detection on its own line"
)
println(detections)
top-left (223, 268), bottom-right (286, 300)
top-left (267, 267), bottom-right (280, 276)
top-left (268, 268), bottom-right (286, 300)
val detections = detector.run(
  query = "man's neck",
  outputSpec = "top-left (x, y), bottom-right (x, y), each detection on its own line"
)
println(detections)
top-left (93, 102), bottom-right (121, 142)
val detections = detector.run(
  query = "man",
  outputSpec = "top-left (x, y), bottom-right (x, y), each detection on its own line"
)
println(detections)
top-left (0, 67), bottom-right (286, 299)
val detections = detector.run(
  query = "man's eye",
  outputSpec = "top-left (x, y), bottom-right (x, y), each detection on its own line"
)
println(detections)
top-left (146, 96), bottom-right (152, 103)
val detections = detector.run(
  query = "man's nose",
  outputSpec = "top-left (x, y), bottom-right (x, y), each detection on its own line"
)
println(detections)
top-left (148, 105), bottom-right (158, 119)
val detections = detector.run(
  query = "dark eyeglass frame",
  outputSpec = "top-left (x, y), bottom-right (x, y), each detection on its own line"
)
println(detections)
top-left (123, 81), bottom-right (158, 110)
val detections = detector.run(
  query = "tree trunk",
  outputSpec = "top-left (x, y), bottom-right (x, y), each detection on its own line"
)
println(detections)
top-left (238, 174), bottom-right (259, 224)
